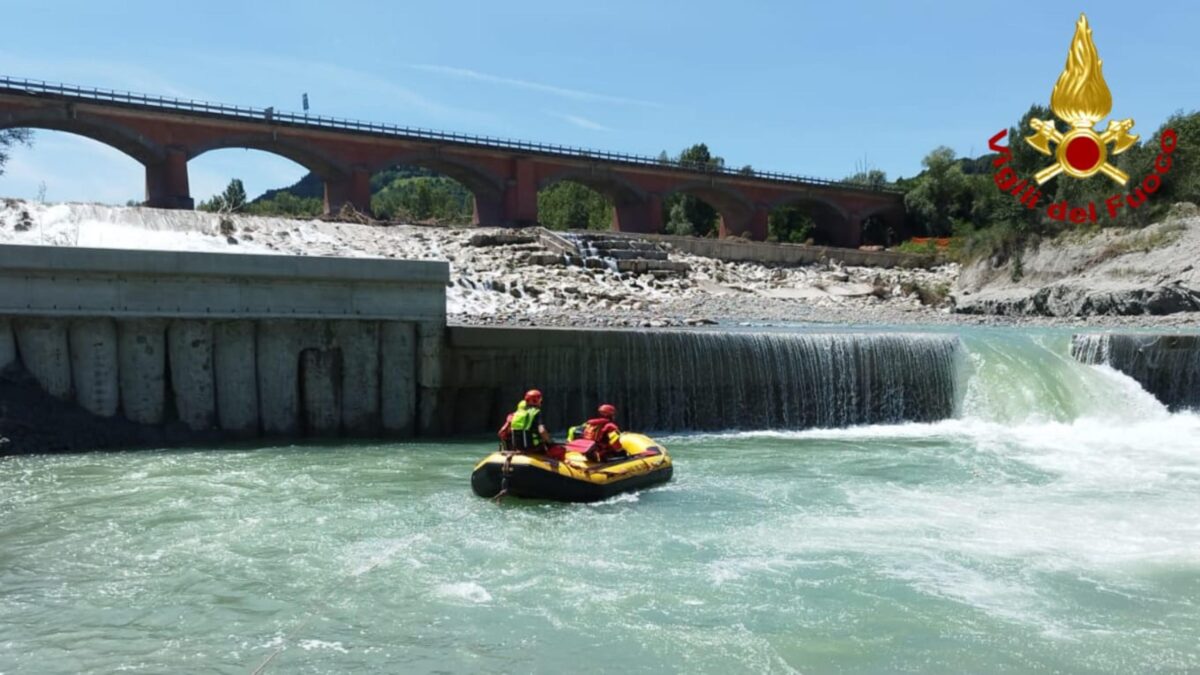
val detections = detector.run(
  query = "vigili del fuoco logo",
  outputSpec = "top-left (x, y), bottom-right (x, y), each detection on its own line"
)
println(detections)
top-left (987, 13), bottom-right (1177, 224)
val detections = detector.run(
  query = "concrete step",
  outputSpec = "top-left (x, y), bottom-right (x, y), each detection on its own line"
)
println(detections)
top-left (574, 239), bottom-right (662, 252)
top-left (539, 228), bottom-right (680, 272)
top-left (615, 259), bottom-right (690, 274)
top-left (593, 249), bottom-right (669, 261)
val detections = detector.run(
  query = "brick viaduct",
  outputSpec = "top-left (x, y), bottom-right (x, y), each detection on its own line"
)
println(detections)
top-left (0, 78), bottom-right (906, 246)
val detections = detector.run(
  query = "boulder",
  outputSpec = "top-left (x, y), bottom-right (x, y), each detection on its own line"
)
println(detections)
top-left (467, 233), bottom-right (537, 247)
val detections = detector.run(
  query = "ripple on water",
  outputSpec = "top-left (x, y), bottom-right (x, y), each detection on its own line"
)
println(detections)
top-left (2, 413), bottom-right (1200, 673)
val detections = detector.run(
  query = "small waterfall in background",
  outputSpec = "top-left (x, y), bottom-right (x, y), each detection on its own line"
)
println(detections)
top-left (953, 330), bottom-right (1170, 425)
top-left (1071, 333), bottom-right (1200, 412)
top-left (475, 331), bottom-right (963, 432)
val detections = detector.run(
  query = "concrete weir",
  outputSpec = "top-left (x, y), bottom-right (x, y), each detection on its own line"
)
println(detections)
top-left (0, 244), bottom-right (448, 446)
top-left (1072, 333), bottom-right (1200, 411)
top-left (14, 318), bottom-right (71, 399)
top-left (380, 321), bottom-right (417, 437)
top-left (436, 326), bottom-right (963, 435)
top-left (69, 318), bottom-right (119, 417)
top-left (118, 319), bottom-right (167, 425)
top-left (1, 244), bottom-right (968, 450)
top-left (213, 321), bottom-right (257, 435)
top-left (0, 317), bottom-right (15, 371)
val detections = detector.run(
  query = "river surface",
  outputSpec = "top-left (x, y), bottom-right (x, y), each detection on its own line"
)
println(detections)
top-left (2, 328), bottom-right (1199, 673)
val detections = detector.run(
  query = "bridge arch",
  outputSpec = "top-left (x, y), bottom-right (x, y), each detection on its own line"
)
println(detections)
top-left (366, 152), bottom-right (506, 225)
top-left (662, 181), bottom-right (754, 237)
top-left (0, 109), bottom-right (164, 166)
top-left (190, 135), bottom-right (378, 214)
top-left (537, 168), bottom-right (645, 207)
top-left (857, 204), bottom-right (907, 247)
top-left (186, 147), bottom-right (325, 215)
top-left (768, 193), bottom-right (856, 247)
top-left (188, 134), bottom-right (349, 181)
top-left (536, 168), bottom-right (649, 232)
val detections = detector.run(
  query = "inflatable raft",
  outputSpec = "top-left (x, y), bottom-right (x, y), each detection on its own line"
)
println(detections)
top-left (471, 433), bottom-right (673, 503)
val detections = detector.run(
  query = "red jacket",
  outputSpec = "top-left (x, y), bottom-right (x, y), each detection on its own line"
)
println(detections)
top-left (497, 412), bottom-right (515, 446)
top-left (582, 417), bottom-right (623, 459)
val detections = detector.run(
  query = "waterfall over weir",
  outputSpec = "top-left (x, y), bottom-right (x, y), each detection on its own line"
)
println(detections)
top-left (440, 329), bottom-right (963, 434)
top-left (1072, 333), bottom-right (1200, 411)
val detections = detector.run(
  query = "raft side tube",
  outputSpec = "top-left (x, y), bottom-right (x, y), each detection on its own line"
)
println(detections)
top-left (470, 434), bottom-right (673, 502)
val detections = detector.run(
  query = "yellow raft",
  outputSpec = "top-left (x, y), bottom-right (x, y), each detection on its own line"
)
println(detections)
top-left (471, 433), bottom-right (673, 503)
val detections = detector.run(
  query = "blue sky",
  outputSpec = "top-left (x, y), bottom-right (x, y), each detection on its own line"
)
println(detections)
top-left (2, 0), bottom-right (1197, 204)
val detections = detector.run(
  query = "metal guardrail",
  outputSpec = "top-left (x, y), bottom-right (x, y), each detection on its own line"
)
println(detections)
top-left (0, 75), bottom-right (901, 194)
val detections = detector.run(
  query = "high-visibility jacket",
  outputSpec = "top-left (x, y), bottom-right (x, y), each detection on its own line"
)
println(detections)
top-left (507, 401), bottom-right (543, 450)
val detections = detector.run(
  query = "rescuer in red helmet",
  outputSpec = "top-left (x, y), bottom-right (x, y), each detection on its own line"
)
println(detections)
top-left (498, 389), bottom-right (552, 451)
top-left (567, 403), bottom-right (625, 462)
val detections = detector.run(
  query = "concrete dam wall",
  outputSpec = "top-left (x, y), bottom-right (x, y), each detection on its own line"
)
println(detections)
top-left (437, 327), bottom-right (963, 435)
top-left (1, 244), bottom-right (967, 450)
top-left (0, 245), bottom-right (448, 445)
top-left (1071, 333), bottom-right (1200, 411)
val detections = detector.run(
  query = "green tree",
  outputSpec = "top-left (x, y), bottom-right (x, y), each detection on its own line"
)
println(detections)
top-left (370, 176), bottom-right (472, 222)
top-left (768, 207), bottom-right (814, 243)
top-left (678, 143), bottom-right (724, 170)
top-left (903, 147), bottom-right (970, 235)
top-left (660, 143), bottom-right (725, 237)
top-left (537, 181), bottom-right (612, 231)
top-left (844, 168), bottom-right (889, 190)
top-left (245, 192), bottom-right (323, 218)
top-left (199, 178), bottom-right (248, 213)
top-left (665, 201), bottom-right (695, 236)
top-left (0, 129), bottom-right (33, 176)
top-left (413, 180), bottom-right (434, 217)
top-left (1143, 111), bottom-right (1200, 212)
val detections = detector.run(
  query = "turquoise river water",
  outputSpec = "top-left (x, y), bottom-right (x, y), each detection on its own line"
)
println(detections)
top-left (2, 328), bottom-right (1199, 673)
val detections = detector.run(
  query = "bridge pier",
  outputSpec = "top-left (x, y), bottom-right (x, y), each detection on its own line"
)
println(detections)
top-left (613, 194), bottom-right (663, 234)
top-left (472, 193), bottom-right (505, 227)
top-left (745, 206), bottom-right (769, 241)
top-left (144, 148), bottom-right (193, 209)
top-left (324, 166), bottom-right (372, 216)
top-left (716, 205), bottom-right (766, 241)
top-left (501, 158), bottom-right (538, 226)
top-left (816, 211), bottom-right (859, 248)
top-left (864, 205), bottom-right (908, 246)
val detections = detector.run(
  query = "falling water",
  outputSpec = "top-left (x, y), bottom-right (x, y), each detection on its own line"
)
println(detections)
top-left (1071, 333), bottom-right (1200, 410)
top-left (475, 331), bottom-right (963, 432)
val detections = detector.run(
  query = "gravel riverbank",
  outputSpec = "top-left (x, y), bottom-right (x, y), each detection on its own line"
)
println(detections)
top-left (3, 199), bottom-right (1199, 330)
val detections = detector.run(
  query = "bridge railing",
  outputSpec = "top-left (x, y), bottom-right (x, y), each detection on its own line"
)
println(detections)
top-left (0, 75), bottom-right (900, 193)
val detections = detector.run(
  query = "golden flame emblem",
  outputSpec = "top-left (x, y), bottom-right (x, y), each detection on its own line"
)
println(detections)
top-left (1026, 14), bottom-right (1138, 185)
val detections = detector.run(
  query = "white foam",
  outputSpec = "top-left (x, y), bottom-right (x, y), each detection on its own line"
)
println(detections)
top-left (434, 581), bottom-right (492, 604)
top-left (298, 639), bottom-right (349, 653)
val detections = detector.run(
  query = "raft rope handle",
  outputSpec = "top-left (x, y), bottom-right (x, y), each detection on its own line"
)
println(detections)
top-left (493, 445), bottom-right (516, 503)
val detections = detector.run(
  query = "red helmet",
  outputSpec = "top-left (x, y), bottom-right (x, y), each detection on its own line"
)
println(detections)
top-left (598, 403), bottom-right (617, 419)
top-left (524, 389), bottom-right (543, 405)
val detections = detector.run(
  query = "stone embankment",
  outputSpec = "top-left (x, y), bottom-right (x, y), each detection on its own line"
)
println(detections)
top-left (955, 212), bottom-right (1200, 318)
